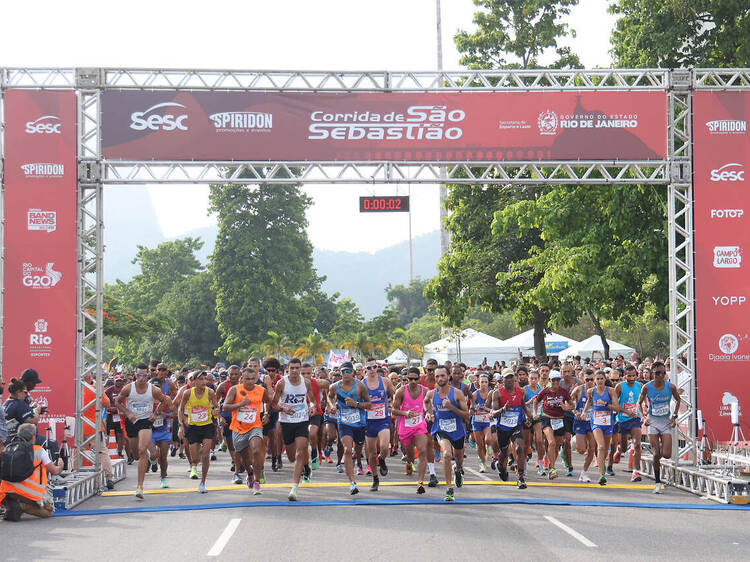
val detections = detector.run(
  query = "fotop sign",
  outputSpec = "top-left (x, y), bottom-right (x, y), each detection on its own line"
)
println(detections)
top-left (710, 209), bottom-right (744, 219)
top-left (22, 262), bottom-right (62, 289)
top-left (710, 163), bottom-right (745, 182)
top-left (130, 102), bottom-right (188, 132)
top-left (712, 295), bottom-right (747, 306)
top-left (713, 246), bottom-right (742, 268)
top-left (25, 115), bottom-right (61, 134)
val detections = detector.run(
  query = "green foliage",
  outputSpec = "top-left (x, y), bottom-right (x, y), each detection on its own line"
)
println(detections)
top-left (294, 333), bottom-right (331, 365)
top-left (328, 297), bottom-right (365, 343)
top-left (385, 279), bottom-right (430, 327)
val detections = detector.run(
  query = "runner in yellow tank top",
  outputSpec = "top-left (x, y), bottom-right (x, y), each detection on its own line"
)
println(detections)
top-left (178, 372), bottom-right (218, 493)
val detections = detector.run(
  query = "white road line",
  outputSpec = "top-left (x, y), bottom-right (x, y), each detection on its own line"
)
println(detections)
top-left (543, 515), bottom-right (597, 548)
top-left (207, 518), bottom-right (241, 557)
top-left (463, 466), bottom-right (492, 481)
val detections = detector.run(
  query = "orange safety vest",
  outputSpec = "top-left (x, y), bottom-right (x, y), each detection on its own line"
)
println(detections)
top-left (0, 444), bottom-right (48, 502)
top-left (229, 384), bottom-right (265, 434)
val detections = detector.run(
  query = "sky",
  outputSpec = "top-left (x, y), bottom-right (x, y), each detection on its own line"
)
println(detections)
top-left (1, 0), bottom-right (618, 252)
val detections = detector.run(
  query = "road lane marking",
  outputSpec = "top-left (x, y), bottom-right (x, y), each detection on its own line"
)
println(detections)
top-left (544, 515), bottom-right (597, 547)
top-left (207, 518), bottom-right (241, 556)
top-left (464, 466), bottom-right (492, 481)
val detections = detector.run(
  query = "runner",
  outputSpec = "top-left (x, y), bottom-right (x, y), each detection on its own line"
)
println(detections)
top-left (327, 361), bottom-right (371, 495)
top-left (470, 374), bottom-right (492, 473)
top-left (424, 365), bottom-right (471, 502)
top-left (104, 375), bottom-right (127, 459)
top-left (571, 369), bottom-right (595, 482)
top-left (523, 369), bottom-right (546, 476)
top-left (491, 368), bottom-right (532, 489)
top-left (419, 359), bottom-right (439, 487)
top-left (615, 364), bottom-right (644, 482)
top-left (560, 362), bottom-right (578, 477)
top-left (302, 362), bottom-right (328, 470)
top-left (148, 364), bottom-right (177, 488)
top-left (261, 357), bottom-right (283, 472)
top-left (178, 371), bottom-right (219, 493)
top-left (391, 367), bottom-right (430, 493)
top-left (116, 364), bottom-right (172, 499)
top-left (216, 365), bottom-right (242, 483)
top-left (222, 367), bottom-right (271, 495)
top-left (582, 370), bottom-right (627, 485)
top-left (637, 362), bottom-right (681, 493)
top-left (271, 357), bottom-right (317, 501)
top-left (363, 361), bottom-right (395, 491)
top-left (532, 371), bottom-right (574, 480)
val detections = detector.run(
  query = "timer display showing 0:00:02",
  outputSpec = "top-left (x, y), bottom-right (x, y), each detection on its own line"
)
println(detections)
top-left (359, 196), bottom-right (410, 212)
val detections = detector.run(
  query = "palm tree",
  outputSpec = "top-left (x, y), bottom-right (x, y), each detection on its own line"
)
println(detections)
top-left (294, 333), bottom-right (331, 365)
top-left (261, 330), bottom-right (292, 359)
top-left (390, 327), bottom-right (424, 365)
top-left (339, 333), bottom-right (374, 362)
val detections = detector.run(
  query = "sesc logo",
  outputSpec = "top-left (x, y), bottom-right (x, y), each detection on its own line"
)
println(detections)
top-left (22, 262), bottom-right (62, 289)
top-left (710, 163), bottom-right (744, 182)
top-left (29, 318), bottom-right (52, 357)
top-left (710, 209), bottom-right (744, 219)
top-left (713, 246), bottom-right (742, 268)
top-left (130, 102), bottom-right (188, 132)
top-left (25, 115), bottom-right (61, 134)
top-left (706, 120), bottom-right (747, 135)
top-left (27, 209), bottom-right (57, 233)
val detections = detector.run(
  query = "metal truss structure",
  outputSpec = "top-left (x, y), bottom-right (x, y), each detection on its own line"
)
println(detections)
top-left (4, 66), bottom-right (749, 502)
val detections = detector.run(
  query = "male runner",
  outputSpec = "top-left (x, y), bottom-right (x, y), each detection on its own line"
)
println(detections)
top-left (532, 371), bottom-right (574, 479)
top-left (104, 375), bottom-right (128, 459)
top-left (148, 364), bottom-right (177, 488)
top-left (560, 362), bottom-right (578, 476)
top-left (616, 364), bottom-right (644, 481)
top-left (523, 369), bottom-right (546, 476)
top-left (178, 372), bottom-right (219, 493)
top-left (419, 359), bottom-right (439, 487)
top-left (637, 362), bottom-right (681, 493)
top-left (492, 369), bottom-right (531, 489)
top-left (217, 365), bottom-right (242, 483)
top-left (302, 362), bottom-right (328, 470)
top-left (364, 361), bottom-right (395, 491)
top-left (391, 367), bottom-right (430, 493)
top-left (571, 369), bottom-right (595, 482)
top-left (262, 357), bottom-right (283, 472)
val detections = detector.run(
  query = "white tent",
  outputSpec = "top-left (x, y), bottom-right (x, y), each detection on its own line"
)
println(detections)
top-left (384, 348), bottom-right (408, 364)
top-left (423, 328), bottom-right (518, 366)
top-left (557, 335), bottom-right (636, 360)
top-left (502, 328), bottom-right (579, 356)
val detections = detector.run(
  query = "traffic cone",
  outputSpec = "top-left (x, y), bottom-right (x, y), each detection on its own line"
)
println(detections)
top-left (108, 430), bottom-right (119, 459)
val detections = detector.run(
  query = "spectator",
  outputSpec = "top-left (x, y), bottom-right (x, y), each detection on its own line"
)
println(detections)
top-left (0, 375), bottom-right (7, 450)
top-left (3, 379), bottom-right (40, 443)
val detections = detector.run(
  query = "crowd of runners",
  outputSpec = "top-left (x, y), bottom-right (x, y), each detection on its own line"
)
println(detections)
top-left (95, 353), bottom-right (681, 502)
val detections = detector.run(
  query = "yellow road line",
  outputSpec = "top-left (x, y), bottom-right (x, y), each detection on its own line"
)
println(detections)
top-left (102, 480), bottom-right (653, 497)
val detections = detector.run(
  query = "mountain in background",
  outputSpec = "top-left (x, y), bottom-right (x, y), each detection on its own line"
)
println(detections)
top-left (102, 187), bottom-right (439, 317)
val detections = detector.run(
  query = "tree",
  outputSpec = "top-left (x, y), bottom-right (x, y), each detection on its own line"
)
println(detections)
top-left (328, 297), bottom-right (365, 344)
top-left (262, 331), bottom-right (293, 359)
top-left (385, 279), bottom-right (430, 327)
top-left (210, 178), bottom-right (320, 352)
top-left (390, 327), bottom-right (424, 364)
top-left (294, 333), bottom-right (331, 365)
top-left (339, 333), bottom-right (379, 362)
top-left (610, 0), bottom-right (750, 68)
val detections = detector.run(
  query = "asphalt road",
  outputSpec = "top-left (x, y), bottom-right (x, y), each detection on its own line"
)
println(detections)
top-left (3, 443), bottom-right (749, 561)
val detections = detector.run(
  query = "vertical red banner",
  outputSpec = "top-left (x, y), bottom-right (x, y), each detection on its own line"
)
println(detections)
top-left (693, 91), bottom-right (750, 439)
top-left (3, 90), bottom-right (77, 439)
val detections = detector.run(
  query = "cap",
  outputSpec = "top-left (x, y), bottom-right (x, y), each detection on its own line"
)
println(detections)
top-left (157, 363), bottom-right (168, 370)
top-left (114, 375), bottom-right (124, 382)
top-left (340, 361), bottom-right (354, 371)
top-left (493, 373), bottom-right (502, 382)
top-left (549, 370), bottom-right (562, 380)
top-left (501, 367), bottom-right (514, 378)
top-left (21, 368), bottom-right (42, 385)
top-left (17, 423), bottom-right (37, 442)
top-left (353, 363), bottom-right (363, 369)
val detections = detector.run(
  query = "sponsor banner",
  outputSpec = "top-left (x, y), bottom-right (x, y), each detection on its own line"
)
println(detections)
top-left (693, 91), bottom-right (750, 436)
top-left (326, 349), bottom-right (350, 368)
top-left (2, 90), bottom-right (77, 439)
top-left (101, 90), bottom-right (667, 161)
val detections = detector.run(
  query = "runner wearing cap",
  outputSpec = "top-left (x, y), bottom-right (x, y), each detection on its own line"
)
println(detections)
top-left (571, 369), bottom-right (595, 482)
top-left (532, 370), bottom-right (574, 480)
top-left (492, 368), bottom-right (531, 489)
top-left (582, 370), bottom-right (627, 485)
top-left (523, 369), bottom-right (546, 476)
top-left (391, 367), bottom-right (430, 493)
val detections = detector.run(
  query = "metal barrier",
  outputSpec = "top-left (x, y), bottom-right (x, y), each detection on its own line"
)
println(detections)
top-left (51, 469), bottom-right (101, 511)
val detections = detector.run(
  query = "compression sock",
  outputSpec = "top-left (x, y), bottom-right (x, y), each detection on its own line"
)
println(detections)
top-left (427, 463), bottom-right (436, 476)
top-left (654, 465), bottom-right (661, 483)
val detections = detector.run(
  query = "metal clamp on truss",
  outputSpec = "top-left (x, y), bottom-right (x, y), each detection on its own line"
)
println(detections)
top-left (78, 160), bottom-right (102, 184)
top-left (76, 68), bottom-right (104, 89)
top-left (670, 159), bottom-right (692, 184)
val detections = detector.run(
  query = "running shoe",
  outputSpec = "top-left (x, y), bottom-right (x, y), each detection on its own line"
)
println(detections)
top-left (189, 467), bottom-right (199, 480)
top-left (150, 460), bottom-right (158, 473)
top-left (304, 464), bottom-right (312, 480)
top-left (365, 464), bottom-right (372, 476)
top-left (127, 456), bottom-right (135, 465)
top-left (549, 468), bottom-right (558, 480)
top-left (429, 473), bottom-right (438, 488)
top-left (559, 448), bottom-right (568, 468)
top-left (416, 483), bottom-right (426, 495)
top-left (160, 477), bottom-right (168, 489)
top-left (370, 477), bottom-right (379, 492)
top-left (230, 462), bottom-right (235, 472)
top-left (612, 450), bottom-right (622, 464)
top-left (232, 473), bottom-right (242, 485)
top-left (302, 474), bottom-right (310, 484)
top-left (478, 461), bottom-right (487, 473)
top-left (337, 464), bottom-right (344, 474)
top-left (490, 458), bottom-right (497, 471)
top-left (325, 456), bottom-right (333, 464)
top-left (106, 479), bottom-right (115, 490)
top-left (170, 446), bottom-right (177, 457)
top-left (653, 483), bottom-right (663, 494)
top-left (210, 451), bottom-right (217, 461)
top-left (455, 466), bottom-right (464, 488)
top-left (444, 487), bottom-right (455, 502)
top-left (356, 465), bottom-right (364, 476)
top-left (579, 472), bottom-right (591, 483)
top-left (271, 458), bottom-right (279, 472)
top-left (499, 468), bottom-right (508, 481)
top-left (288, 487), bottom-right (298, 501)
top-left (378, 455), bottom-right (388, 477)
top-left (598, 475), bottom-right (607, 486)
top-left (543, 458), bottom-right (550, 470)
top-left (565, 466), bottom-right (574, 477)
top-left (606, 467), bottom-right (615, 476)
top-left (135, 487), bottom-right (144, 499)
top-left (178, 452), bottom-right (186, 459)
top-left (311, 456), bottom-right (320, 470)
top-left (198, 482), bottom-right (207, 493)
top-left (537, 466), bottom-right (546, 477)
top-left (517, 476), bottom-right (527, 489)
top-left (277, 457), bottom-right (283, 470)
top-left (323, 445), bottom-right (332, 458)
top-left (631, 471), bottom-right (642, 482)
top-left (246, 473), bottom-right (254, 489)
top-left (259, 472), bottom-right (266, 484)
top-left (405, 463), bottom-right (413, 476)
top-left (349, 482), bottom-right (359, 495)
top-left (467, 439), bottom-right (476, 448)
top-left (253, 481), bottom-right (262, 495)
top-left (219, 441), bottom-right (227, 452)
top-left (434, 449), bottom-right (441, 462)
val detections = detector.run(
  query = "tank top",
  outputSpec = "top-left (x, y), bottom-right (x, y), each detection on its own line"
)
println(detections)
top-left (497, 386), bottom-right (524, 430)
top-left (218, 380), bottom-right (233, 421)
top-left (152, 378), bottom-right (171, 429)
top-left (186, 387), bottom-right (213, 426)
top-left (365, 376), bottom-right (388, 422)
top-left (336, 382), bottom-right (366, 427)
top-left (646, 381), bottom-right (672, 418)
top-left (523, 384), bottom-right (542, 418)
top-left (591, 386), bottom-right (612, 427)
top-left (229, 384), bottom-right (264, 433)
top-left (310, 378), bottom-right (323, 416)
top-left (126, 382), bottom-right (155, 422)
top-left (431, 386), bottom-right (466, 439)
top-left (278, 375), bottom-right (309, 424)
top-left (575, 386), bottom-right (592, 421)
top-left (397, 385), bottom-right (427, 434)
top-left (419, 375), bottom-right (435, 390)
top-left (616, 380), bottom-right (642, 422)
top-left (472, 390), bottom-right (492, 425)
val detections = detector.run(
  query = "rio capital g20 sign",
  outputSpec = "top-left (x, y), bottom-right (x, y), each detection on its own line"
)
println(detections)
top-left (101, 90), bottom-right (668, 162)
top-left (2, 90), bottom-right (78, 439)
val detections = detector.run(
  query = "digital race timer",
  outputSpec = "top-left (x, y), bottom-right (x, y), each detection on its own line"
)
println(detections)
top-left (359, 196), bottom-right (410, 213)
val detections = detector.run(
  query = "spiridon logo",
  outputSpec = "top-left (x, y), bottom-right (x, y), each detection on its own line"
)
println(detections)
top-left (21, 163), bottom-right (64, 177)
top-left (209, 111), bottom-right (273, 132)
top-left (22, 262), bottom-right (62, 289)
top-left (710, 209), bottom-right (744, 219)
top-left (713, 246), bottom-right (742, 268)
top-left (706, 120), bottom-right (747, 135)
top-left (27, 209), bottom-right (57, 233)
top-left (710, 163), bottom-right (744, 182)
top-left (130, 102), bottom-right (188, 131)
top-left (537, 110), bottom-right (639, 136)
top-left (30, 318), bottom-right (52, 357)
top-left (710, 334), bottom-right (750, 362)
top-left (25, 115), bottom-right (61, 134)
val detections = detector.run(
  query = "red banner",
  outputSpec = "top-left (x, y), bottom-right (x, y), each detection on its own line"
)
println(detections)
top-left (101, 91), bottom-right (667, 161)
top-left (693, 91), bottom-right (750, 438)
top-left (2, 90), bottom-right (77, 440)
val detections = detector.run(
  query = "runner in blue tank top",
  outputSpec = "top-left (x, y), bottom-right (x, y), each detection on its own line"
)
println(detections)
top-left (522, 370), bottom-right (546, 477)
top-left (149, 364), bottom-right (177, 488)
top-left (615, 365), bottom-right (644, 482)
top-left (637, 362), bottom-right (681, 493)
top-left (570, 369), bottom-right (595, 482)
top-left (583, 370), bottom-right (625, 486)
top-left (363, 361), bottom-right (395, 491)
top-left (425, 365), bottom-right (471, 502)
top-left (470, 374), bottom-right (492, 473)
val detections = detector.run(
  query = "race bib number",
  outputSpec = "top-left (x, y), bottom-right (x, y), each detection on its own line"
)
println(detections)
top-left (550, 418), bottom-right (564, 430)
top-left (583, 409), bottom-right (592, 421)
top-left (131, 401), bottom-right (151, 417)
top-left (474, 413), bottom-right (491, 424)
top-left (652, 403), bottom-right (670, 417)
top-left (405, 413), bottom-right (422, 427)
top-left (112, 414), bottom-right (120, 422)
top-left (368, 402), bottom-right (386, 420)
top-left (191, 407), bottom-right (209, 423)
top-left (500, 411), bottom-right (519, 428)
top-left (237, 406), bottom-right (257, 424)
top-left (623, 403), bottom-right (637, 416)
top-left (153, 413), bottom-right (164, 428)
top-left (289, 403), bottom-right (307, 421)
top-left (341, 407), bottom-right (361, 425)
top-left (438, 418), bottom-right (457, 433)
top-left (593, 410), bottom-right (611, 426)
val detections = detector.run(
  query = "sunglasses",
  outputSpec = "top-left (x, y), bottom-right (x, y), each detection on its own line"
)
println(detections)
top-left (341, 369), bottom-right (353, 374)
top-left (366, 365), bottom-right (377, 370)
top-left (407, 377), bottom-right (419, 381)
top-left (266, 368), bottom-right (277, 373)
top-left (585, 378), bottom-right (594, 382)
top-left (426, 368), bottom-right (435, 372)
top-left (653, 370), bottom-right (666, 376)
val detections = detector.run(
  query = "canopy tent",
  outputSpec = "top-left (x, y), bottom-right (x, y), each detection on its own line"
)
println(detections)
top-left (501, 329), bottom-right (579, 356)
top-left (384, 348), bottom-right (408, 364)
top-left (423, 328), bottom-right (518, 366)
top-left (557, 335), bottom-right (636, 361)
